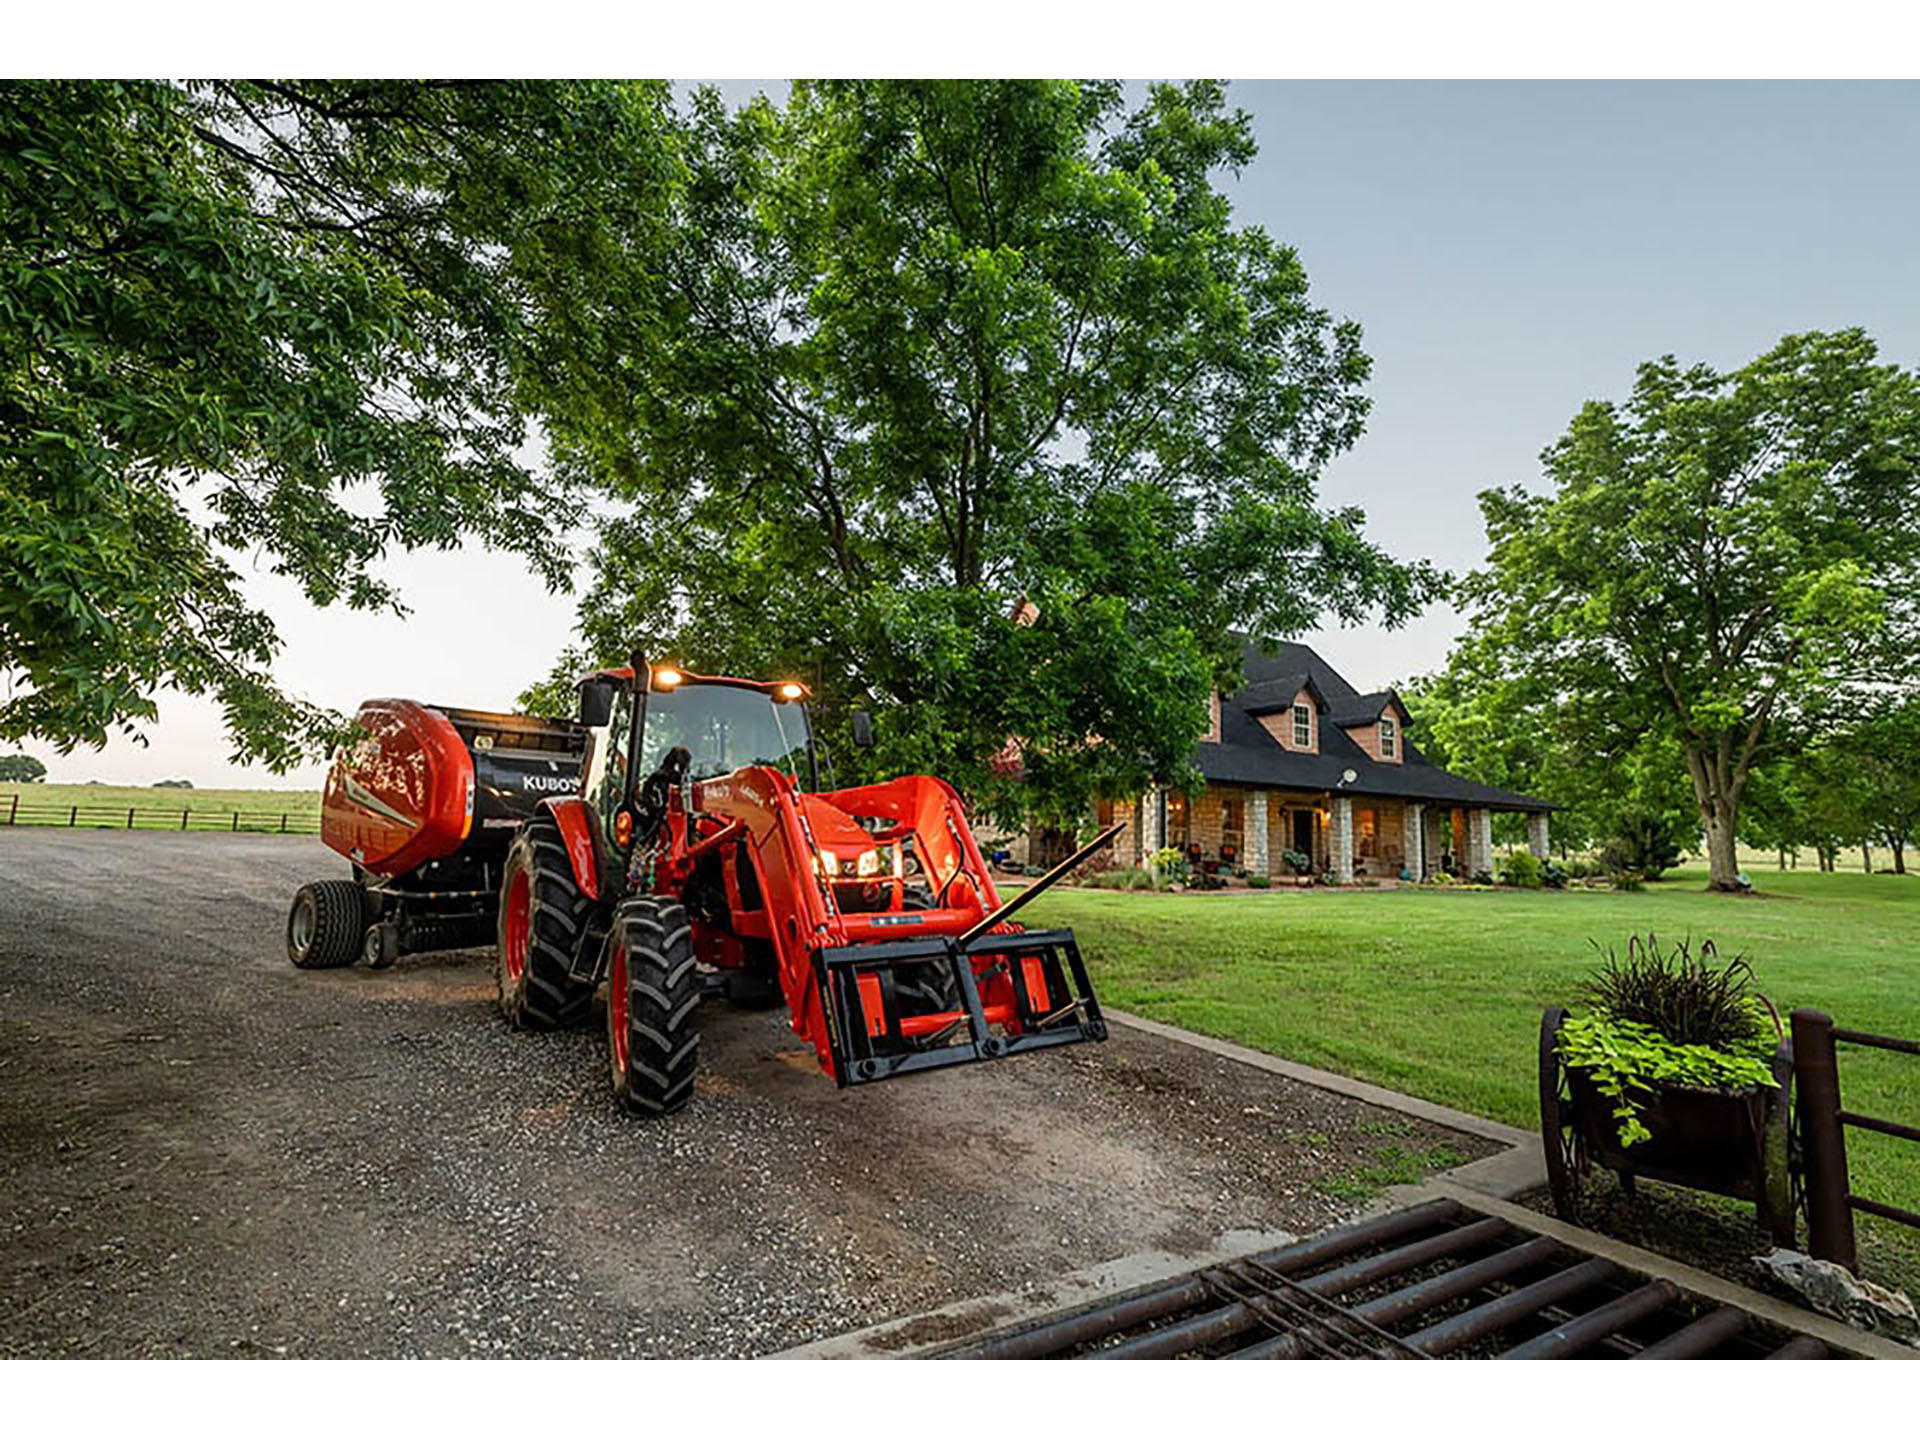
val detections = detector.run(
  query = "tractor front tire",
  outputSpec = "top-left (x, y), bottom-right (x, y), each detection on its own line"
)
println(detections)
top-left (287, 880), bottom-right (364, 969)
top-left (606, 897), bottom-right (700, 1116)
top-left (496, 817), bottom-right (597, 1030)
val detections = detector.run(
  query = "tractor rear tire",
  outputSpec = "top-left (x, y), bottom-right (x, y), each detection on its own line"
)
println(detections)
top-left (606, 897), bottom-right (700, 1116)
top-left (287, 880), bottom-right (364, 969)
top-left (496, 816), bottom-right (597, 1031)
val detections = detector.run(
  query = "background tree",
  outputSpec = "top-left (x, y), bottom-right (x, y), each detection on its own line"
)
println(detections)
top-left (525, 80), bottom-right (1440, 826)
top-left (0, 753), bottom-right (46, 783)
top-left (1, 80), bottom-right (675, 765)
top-left (1401, 638), bottom-right (1694, 856)
top-left (1446, 330), bottom-right (1920, 891)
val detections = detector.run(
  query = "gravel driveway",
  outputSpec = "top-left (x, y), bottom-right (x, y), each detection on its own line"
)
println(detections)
top-left (0, 829), bottom-right (1488, 1357)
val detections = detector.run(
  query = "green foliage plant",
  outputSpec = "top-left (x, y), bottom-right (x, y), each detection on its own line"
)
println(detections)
top-left (1280, 848), bottom-right (1313, 877)
top-left (1560, 933), bottom-right (1777, 1146)
top-left (1247, 875), bottom-right (1272, 889)
top-left (1556, 1013), bottom-right (1774, 1148)
top-left (1497, 848), bottom-right (1543, 889)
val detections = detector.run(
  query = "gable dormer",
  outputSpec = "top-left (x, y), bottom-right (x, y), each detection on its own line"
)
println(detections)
top-left (1242, 674), bottom-right (1328, 754)
top-left (1333, 691), bottom-right (1411, 764)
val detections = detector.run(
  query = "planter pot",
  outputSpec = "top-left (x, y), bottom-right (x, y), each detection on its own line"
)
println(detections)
top-left (1538, 1006), bottom-right (1794, 1244)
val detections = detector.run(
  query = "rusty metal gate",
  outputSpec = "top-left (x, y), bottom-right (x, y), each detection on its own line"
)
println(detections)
top-left (941, 1198), bottom-right (1841, 1360)
top-left (1793, 1008), bottom-right (1920, 1274)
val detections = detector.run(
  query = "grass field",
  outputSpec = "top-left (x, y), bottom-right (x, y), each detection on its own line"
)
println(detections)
top-left (1, 782), bottom-right (320, 832)
top-left (1026, 866), bottom-right (1920, 1281)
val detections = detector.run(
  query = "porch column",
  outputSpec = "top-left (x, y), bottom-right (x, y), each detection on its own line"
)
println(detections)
top-left (1527, 811), bottom-right (1550, 861)
top-left (1330, 795), bottom-right (1354, 884)
top-left (1402, 803), bottom-right (1424, 881)
top-left (1142, 786), bottom-right (1165, 858)
top-left (1246, 791), bottom-right (1269, 876)
top-left (1422, 807), bottom-right (1445, 878)
top-left (1467, 808), bottom-right (1493, 879)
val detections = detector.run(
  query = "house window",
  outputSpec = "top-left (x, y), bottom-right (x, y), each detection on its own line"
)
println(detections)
top-left (1379, 717), bottom-right (1397, 758)
top-left (1357, 807), bottom-right (1378, 859)
top-left (1292, 703), bottom-right (1313, 748)
top-left (1220, 794), bottom-right (1242, 857)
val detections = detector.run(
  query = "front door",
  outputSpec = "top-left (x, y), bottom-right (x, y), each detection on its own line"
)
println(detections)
top-left (1292, 809), bottom-right (1314, 859)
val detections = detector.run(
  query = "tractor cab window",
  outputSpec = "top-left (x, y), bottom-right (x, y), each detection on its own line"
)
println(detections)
top-left (639, 683), bottom-right (812, 786)
top-left (594, 686), bottom-right (635, 822)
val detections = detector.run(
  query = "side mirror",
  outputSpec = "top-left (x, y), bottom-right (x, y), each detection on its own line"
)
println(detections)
top-left (851, 709), bottom-right (875, 748)
top-left (577, 679), bottom-right (616, 729)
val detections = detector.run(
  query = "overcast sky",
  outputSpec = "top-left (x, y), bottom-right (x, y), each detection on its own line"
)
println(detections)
top-left (27, 80), bottom-right (1920, 787)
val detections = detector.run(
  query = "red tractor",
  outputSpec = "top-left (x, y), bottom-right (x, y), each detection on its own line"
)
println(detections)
top-left (292, 655), bottom-right (1115, 1115)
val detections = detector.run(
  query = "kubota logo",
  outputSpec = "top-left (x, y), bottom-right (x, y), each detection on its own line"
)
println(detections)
top-left (520, 774), bottom-right (576, 793)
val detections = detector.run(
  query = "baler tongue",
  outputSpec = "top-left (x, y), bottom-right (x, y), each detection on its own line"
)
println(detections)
top-left (815, 823), bottom-right (1122, 1087)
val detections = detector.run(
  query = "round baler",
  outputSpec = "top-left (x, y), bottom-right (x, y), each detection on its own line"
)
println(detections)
top-left (287, 699), bottom-right (588, 971)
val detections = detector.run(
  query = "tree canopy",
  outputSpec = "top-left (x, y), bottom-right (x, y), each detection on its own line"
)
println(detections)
top-left (526, 80), bottom-right (1439, 825)
top-left (0, 753), bottom-right (46, 782)
top-left (1443, 330), bottom-right (1920, 889)
top-left (1, 80), bottom-right (676, 765)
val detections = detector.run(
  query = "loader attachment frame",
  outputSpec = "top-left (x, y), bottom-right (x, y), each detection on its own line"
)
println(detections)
top-left (816, 926), bottom-right (1107, 1087)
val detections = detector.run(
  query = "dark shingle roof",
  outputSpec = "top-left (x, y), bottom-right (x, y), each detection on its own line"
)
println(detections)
top-left (1195, 638), bottom-right (1556, 813)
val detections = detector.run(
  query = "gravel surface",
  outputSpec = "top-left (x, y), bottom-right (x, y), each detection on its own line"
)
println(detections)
top-left (0, 829), bottom-right (1491, 1358)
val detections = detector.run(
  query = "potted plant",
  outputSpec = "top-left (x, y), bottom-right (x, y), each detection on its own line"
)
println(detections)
top-left (1539, 934), bottom-right (1794, 1242)
top-left (1280, 848), bottom-right (1313, 887)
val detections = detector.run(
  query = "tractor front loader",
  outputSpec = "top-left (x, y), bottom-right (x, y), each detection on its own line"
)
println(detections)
top-left (502, 657), bottom-right (1117, 1115)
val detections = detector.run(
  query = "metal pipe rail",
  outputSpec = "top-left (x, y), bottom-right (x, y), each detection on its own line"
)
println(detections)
top-left (1792, 1007), bottom-right (1920, 1273)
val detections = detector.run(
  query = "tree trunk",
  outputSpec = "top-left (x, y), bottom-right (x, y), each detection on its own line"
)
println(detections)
top-left (1861, 844), bottom-right (1873, 874)
top-left (1683, 742), bottom-right (1745, 891)
top-left (1703, 811), bottom-right (1741, 890)
top-left (1894, 839), bottom-right (1907, 875)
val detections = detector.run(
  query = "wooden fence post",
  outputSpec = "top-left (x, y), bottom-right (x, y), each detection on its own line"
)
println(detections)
top-left (8, 794), bottom-right (16, 825)
top-left (280, 813), bottom-right (288, 834)
top-left (127, 807), bottom-right (134, 829)
top-left (1791, 1008), bottom-right (1858, 1272)
top-left (180, 808), bottom-right (189, 831)
top-left (231, 812), bottom-right (239, 833)
top-left (69, 804), bottom-right (77, 827)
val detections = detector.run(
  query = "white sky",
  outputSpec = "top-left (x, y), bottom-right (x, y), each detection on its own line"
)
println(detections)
top-left (15, 68), bottom-right (1920, 787)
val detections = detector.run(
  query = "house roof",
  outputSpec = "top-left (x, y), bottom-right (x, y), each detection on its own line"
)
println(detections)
top-left (1194, 638), bottom-right (1557, 813)
top-left (1329, 689), bottom-right (1407, 728)
top-left (1237, 673), bottom-right (1329, 717)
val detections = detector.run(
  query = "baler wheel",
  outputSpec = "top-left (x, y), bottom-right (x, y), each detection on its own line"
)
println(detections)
top-left (495, 817), bottom-right (597, 1031)
top-left (606, 897), bottom-right (700, 1116)
top-left (287, 881), bottom-right (364, 970)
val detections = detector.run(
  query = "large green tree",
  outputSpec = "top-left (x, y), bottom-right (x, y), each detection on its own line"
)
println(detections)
top-left (1452, 331), bottom-right (1920, 890)
top-left (1, 80), bottom-right (675, 765)
top-left (527, 80), bottom-right (1439, 825)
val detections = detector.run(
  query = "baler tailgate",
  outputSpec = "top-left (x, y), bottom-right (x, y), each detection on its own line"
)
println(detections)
top-left (816, 927), bottom-right (1107, 1087)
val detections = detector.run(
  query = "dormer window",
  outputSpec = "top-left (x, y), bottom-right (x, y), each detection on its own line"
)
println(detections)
top-left (1380, 716), bottom-right (1397, 758)
top-left (1292, 703), bottom-right (1313, 748)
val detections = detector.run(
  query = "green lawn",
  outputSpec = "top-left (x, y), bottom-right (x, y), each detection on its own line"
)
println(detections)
top-left (1, 782), bottom-right (320, 832)
top-left (1027, 867), bottom-right (1920, 1277)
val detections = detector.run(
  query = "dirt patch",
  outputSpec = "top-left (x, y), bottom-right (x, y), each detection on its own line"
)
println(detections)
top-left (0, 829), bottom-right (1492, 1357)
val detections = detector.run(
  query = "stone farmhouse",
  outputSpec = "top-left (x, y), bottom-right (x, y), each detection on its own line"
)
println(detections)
top-left (1090, 638), bottom-right (1556, 883)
